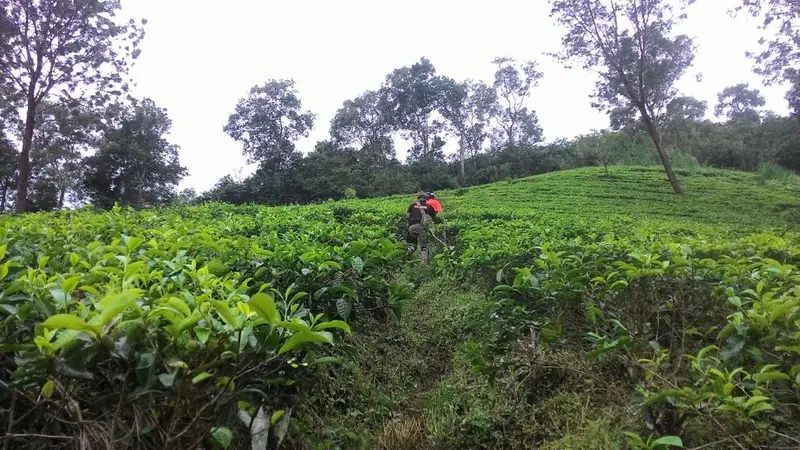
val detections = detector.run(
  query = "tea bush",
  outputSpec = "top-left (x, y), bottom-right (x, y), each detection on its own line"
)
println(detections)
top-left (2, 167), bottom-right (800, 449)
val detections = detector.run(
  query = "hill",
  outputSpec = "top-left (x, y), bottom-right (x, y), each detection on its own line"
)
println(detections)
top-left (1, 166), bottom-right (799, 449)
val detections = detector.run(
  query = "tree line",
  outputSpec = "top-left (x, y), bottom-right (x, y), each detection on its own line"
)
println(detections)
top-left (0, 0), bottom-right (798, 212)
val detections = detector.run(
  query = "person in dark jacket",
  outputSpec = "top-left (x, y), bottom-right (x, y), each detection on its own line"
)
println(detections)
top-left (406, 194), bottom-right (437, 262)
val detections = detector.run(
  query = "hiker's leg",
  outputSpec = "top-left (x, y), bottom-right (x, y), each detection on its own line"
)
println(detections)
top-left (406, 225), bottom-right (418, 253)
top-left (419, 227), bottom-right (429, 263)
top-left (409, 224), bottom-right (424, 255)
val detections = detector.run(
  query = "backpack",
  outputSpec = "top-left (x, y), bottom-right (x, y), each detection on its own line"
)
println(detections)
top-left (418, 203), bottom-right (433, 226)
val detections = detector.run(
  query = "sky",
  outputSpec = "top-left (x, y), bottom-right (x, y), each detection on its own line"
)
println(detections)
top-left (119, 0), bottom-right (791, 193)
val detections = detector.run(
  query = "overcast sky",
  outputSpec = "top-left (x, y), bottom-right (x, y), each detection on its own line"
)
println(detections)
top-left (119, 0), bottom-right (790, 192)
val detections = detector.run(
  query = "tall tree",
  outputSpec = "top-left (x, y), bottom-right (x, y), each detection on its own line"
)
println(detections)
top-left (224, 79), bottom-right (315, 172)
top-left (83, 98), bottom-right (186, 209)
top-left (28, 104), bottom-right (96, 209)
top-left (329, 90), bottom-right (395, 168)
top-left (714, 83), bottom-right (766, 122)
top-left (549, 0), bottom-right (695, 194)
top-left (381, 57), bottom-right (444, 160)
top-left (0, 126), bottom-right (16, 211)
top-left (0, 0), bottom-right (145, 212)
top-left (738, 0), bottom-right (800, 118)
top-left (437, 77), bottom-right (496, 180)
top-left (489, 57), bottom-right (544, 148)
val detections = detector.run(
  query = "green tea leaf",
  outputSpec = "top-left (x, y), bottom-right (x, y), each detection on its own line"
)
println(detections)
top-left (249, 292), bottom-right (279, 324)
top-left (271, 410), bottom-right (285, 425)
top-left (41, 379), bottom-right (56, 399)
top-left (158, 372), bottom-right (176, 387)
top-left (210, 299), bottom-right (240, 328)
top-left (278, 331), bottom-right (333, 355)
top-left (314, 320), bottom-right (351, 334)
top-left (336, 298), bottom-right (351, 321)
top-left (192, 371), bottom-right (213, 384)
top-left (61, 276), bottom-right (81, 295)
top-left (651, 436), bottom-right (684, 447)
top-left (753, 371), bottom-right (790, 383)
top-left (210, 426), bottom-right (233, 449)
top-left (41, 314), bottom-right (97, 336)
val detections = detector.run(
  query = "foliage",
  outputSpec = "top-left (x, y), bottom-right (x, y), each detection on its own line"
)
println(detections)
top-left (83, 98), bottom-right (186, 209)
top-left (489, 56), bottom-right (544, 148)
top-left (0, 0), bottom-right (145, 212)
top-left (0, 201), bottom-right (411, 448)
top-left (549, 0), bottom-right (696, 194)
top-left (715, 83), bottom-right (766, 122)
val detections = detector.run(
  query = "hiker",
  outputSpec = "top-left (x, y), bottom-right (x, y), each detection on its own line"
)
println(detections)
top-left (406, 194), bottom-right (438, 262)
top-left (426, 192), bottom-right (442, 213)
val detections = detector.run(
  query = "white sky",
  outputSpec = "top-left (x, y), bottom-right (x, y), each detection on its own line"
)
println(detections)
top-left (119, 0), bottom-right (790, 192)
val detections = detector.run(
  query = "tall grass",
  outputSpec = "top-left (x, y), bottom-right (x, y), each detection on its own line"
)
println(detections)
top-left (757, 162), bottom-right (797, 184)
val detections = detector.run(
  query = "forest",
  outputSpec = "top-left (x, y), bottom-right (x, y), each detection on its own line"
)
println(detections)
top-left (0, 0), bottom-right (799, 211)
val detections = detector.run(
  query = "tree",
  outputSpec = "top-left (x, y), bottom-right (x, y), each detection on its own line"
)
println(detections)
top-left (714, 83), bottom-right (766, 122)
top-left (0, 127), bottom-right (16, 211)
top-left (381, 57), bottom-right (444, 160)
top-left (662, 95), bottom-right (707, 151)
top-left (83, 98), bottom-right (186, 209)
top-left (224, 79), bottom-right (315, 171)
top-left (329, 90), bottom-right (395, 169)
top-left (489, 57), bottom-right (544, 148)
top-left (437, 77), bottom-right (496, 180)
top-left (549, 0), bottom-right (695, 194)
top-left (738, 0), bottom-right (800, 117)
top-left (27, 104), bottom-right (96, 210)
top-left (224, 79), bottom-right (315, 204)
top-left (0, 0), bottom-right (145, 212)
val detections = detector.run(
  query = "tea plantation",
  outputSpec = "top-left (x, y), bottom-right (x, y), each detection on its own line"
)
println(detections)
top-left (2, 166), bottom-right (800, 449)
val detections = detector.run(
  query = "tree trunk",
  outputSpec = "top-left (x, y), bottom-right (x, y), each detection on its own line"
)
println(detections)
top-left (14, 96), bottom-right (37, 213)
top-left (458, 134), bottom-right (466, 183)
top-left (0, 180), bottom-right (7, 211)
top-left (640, 109), bottom-right (683, 194)
top-left (58, 187), bottom-right (66, 209)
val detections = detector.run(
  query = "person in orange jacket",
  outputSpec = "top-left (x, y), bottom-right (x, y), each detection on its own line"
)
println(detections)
top-left (425, 192), bottom-right (442, 213)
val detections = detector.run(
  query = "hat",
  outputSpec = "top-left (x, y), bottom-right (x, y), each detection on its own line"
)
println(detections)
top-left (427, 192), bottom-right (436, 198)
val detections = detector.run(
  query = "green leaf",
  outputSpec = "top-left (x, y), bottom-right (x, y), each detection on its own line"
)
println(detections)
top-left (277, 320), bottom-right (312, 333)
top-left (652, 436), bottom-right (684, 447)
top-left (89, 289), bottom-right (143, 328)
top-left (166, 297), bottom-right (192, 317)
top-left (69, 253), bottom-right (80, 266)
top-left (336, 298), bottom-right (351, 321)
top-left (41, 314), bottom-right (97, 336)
top-left (41, 380), bottom-right (56, 399)
top-left (159, 372), bottom-right (176, 387)
top-left (271, 410), bottom-right (285, 425)
top-left (0, 244), bottom-right (6, 261)
top-left (311, 356), bottom-right (341, 366)
top-left (61, 276), bottom-right (81, 295)
top-left (194, 326), bottom-right (211, 344)
top-left (753, 371), bottom-right (790, 383)
top-left (210, 426), bottom-right (233, 449)
top-left (192, 371), bottom-right (213, 384)
top-left (747, 401), bottom-right (775, 416)
top-left (278, 331), bottom-right (333, 355)
top-left (249, 292), bottom-right (279, 324)
top-left (210, 299), bottom-right (240, 328)
top-left (351, 256), bottom-right (364, 274)
top-left (623, 431), bottom-right (647, 447)
top-left (314, 320), bottom-right (351, 334)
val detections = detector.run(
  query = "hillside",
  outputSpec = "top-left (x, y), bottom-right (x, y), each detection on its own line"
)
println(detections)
top-left (1, 167), bottom-right (799, 449)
